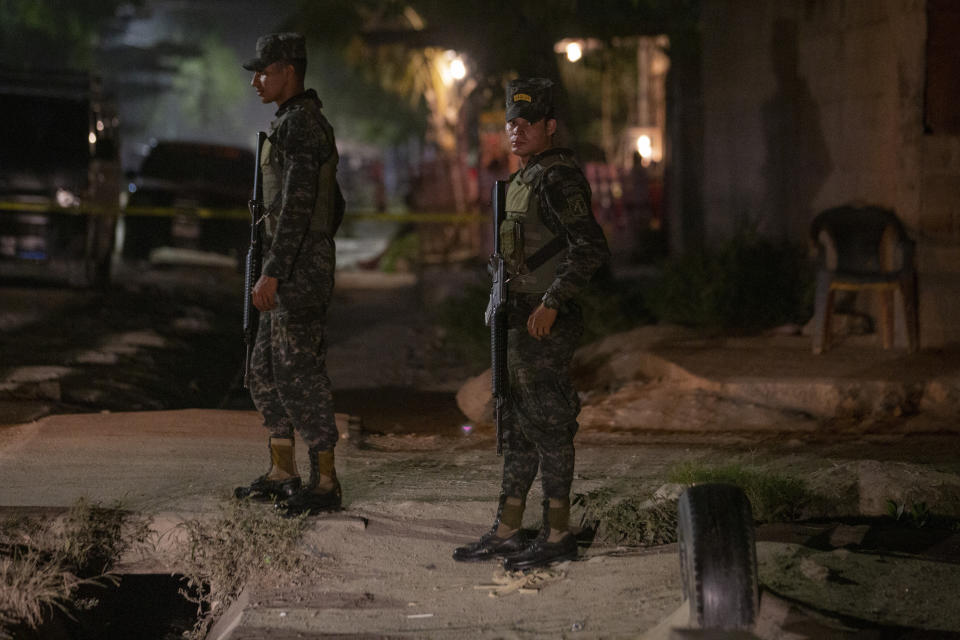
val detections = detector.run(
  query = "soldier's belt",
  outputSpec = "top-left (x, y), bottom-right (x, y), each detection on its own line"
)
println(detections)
top-left (507, 292), bottom-right (545, 306)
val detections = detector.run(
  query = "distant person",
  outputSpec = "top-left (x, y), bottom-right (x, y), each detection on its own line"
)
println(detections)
top-left (453, 78), bottom-right (610, 570)
top-left (234, 32), bottom-right (342, 515)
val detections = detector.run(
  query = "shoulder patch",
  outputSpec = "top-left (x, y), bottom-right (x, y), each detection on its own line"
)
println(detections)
top-left (562, 194), bottom-right (590, 223)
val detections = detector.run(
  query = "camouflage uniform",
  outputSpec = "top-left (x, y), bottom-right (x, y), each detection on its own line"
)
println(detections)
top-left (452, 77), bottom-right (608, 567)
top-left (500, 148), bottom-right (610, 501)
top-left (247, 87), bottom-right (340, 452)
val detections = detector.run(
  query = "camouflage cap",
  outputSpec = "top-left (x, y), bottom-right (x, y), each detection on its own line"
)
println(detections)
top-left (242, 32), bottom-right (306, 71)
top-left (505, 77), bottom-right (555, 123)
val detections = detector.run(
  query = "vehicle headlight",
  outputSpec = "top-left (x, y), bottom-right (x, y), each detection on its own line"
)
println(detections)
top-left (56, 188), bottom-right (80, 208)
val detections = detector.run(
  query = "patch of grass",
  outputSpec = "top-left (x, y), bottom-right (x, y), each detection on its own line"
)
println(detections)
top-left (177, 499), bottom-right (308, 639)
top-left (574, 488), bottom-right (678, 546)
top-left (0, 499), bottom-right (151, 634)
top-left (668, 462), bottom-right (812, 522)
top-left (576, 463), bottom-right (825, 548)
top-left (648, 230), bottom-right (814, 331)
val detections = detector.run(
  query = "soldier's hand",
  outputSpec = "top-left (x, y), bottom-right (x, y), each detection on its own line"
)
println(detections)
top-left (527, 303), bottom-right (558, 340)
top-left (252, 275), bottom-right (279, 311)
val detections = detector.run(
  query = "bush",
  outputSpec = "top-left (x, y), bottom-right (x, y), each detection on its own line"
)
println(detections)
top-left (580, 269), bottom-right (655, 343)
top-left (432, 281), bottom-right (490, 366)
top-left (648, 231), bottom-right (813, 331)
top-left (379, 231), bottom-right (419, 272)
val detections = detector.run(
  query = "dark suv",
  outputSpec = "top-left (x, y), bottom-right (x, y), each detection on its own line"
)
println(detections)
top-left (122, 141), bottom-right (255, 264)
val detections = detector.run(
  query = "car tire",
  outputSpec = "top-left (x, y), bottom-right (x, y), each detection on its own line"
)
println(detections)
top-left (677, 483), bottom-right (759, 630)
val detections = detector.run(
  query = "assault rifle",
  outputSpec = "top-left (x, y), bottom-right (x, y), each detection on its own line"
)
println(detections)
top-left (485, 180), bottom-right (508, 455)
top-left (243, 131), bottom-right (266, 388)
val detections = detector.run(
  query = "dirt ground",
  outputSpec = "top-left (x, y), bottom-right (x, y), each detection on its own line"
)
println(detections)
top-left (2, 268), bottom-right (960, 638)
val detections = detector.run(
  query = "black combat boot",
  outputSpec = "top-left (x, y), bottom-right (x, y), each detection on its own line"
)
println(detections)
top-left (280, 447), bottom-right (342, 516)
top-left (234, 437), bottom-right (302, 501)
top-left (453, 495), bottom-right (527, 562)
top-left (502, 499), bottom-right (577, 571)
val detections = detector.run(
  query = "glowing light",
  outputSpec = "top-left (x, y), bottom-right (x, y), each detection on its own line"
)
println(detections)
top-left (56, 188), bottom-right (79, 208)
top-left (441, 50), bottom-right (467, 85)
top-left (96, 119), bottom-right (104, 132)
top-left (566, 41), bottom-right (583, 62)
top-left (461, 424), bottom-right (473, 434)
top-left (637, 135), bottom-right (653, 160)
top-left (88, 132), bottom-right (97, 144)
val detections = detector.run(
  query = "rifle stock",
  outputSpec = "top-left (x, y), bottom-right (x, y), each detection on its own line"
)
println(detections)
top-left (488, 180), bottom-right (508, 455)
top-left (243, 131), bottom-right (266, 389)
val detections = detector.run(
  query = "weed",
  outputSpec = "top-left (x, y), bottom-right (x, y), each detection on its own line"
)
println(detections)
top-left (177, 499), bottom-right (308, 639)
top-left (886, 499), bottom-right (932, 528)
top-left (56, 499), bottom-right (152, 575)
top-left (0, 549), bottom-right (89, 631)
top-left (575, 488), bottom-right (678, 546)
top-left (0, 499), bottom-right (151, 635)
top-left (668, 462), bottom-right (813, 522)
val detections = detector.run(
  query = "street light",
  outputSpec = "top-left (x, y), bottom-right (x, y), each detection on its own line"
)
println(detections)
top-left (555, 38), bottom-right (599, 62)
top-left (450, 56), bottom-right (466, 80)
top-left (440, 50), bottom-right (467, 86)
top-left (637, 134), bottom-right (653, 162)
top-left (628, 127), bottom-right (662, 168)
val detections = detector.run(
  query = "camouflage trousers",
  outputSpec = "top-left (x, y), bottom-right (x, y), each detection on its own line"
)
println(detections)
top-left (248, 306), bottom-right (338, 451)
top-left (500, 293), bottom-right (582, 500)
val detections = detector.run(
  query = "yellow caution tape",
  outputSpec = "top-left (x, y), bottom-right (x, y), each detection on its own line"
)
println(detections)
top-left (0, 201), bottom-right (119, 217)
top-left (1, 200), bottom-right (487, 224)
top-left (121, 208), bottom-right (485, 224)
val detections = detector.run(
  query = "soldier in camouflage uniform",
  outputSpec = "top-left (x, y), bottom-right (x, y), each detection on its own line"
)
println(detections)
top-left (454, 78), bottom-right (610, 569)
top-left (233, 33), bottom-right (343, 515)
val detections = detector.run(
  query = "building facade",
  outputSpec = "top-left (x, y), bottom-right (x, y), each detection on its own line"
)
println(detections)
top-left (699, 0), bottom-right (960, 346)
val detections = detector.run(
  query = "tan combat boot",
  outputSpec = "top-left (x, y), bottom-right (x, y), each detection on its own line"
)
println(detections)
top-left (281, 447), bottom-right (342, 515)
top-left (234, 437), bottom-right (302, 501)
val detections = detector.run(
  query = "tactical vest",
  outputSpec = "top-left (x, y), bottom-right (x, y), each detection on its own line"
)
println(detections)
top-left (500, 152), bottom-right (574, 294)
top-left (260, 117), bottom-right (340, 241)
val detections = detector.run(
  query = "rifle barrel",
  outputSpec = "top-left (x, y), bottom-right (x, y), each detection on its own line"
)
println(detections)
top-left (243, 132), bottom-right (267, 389)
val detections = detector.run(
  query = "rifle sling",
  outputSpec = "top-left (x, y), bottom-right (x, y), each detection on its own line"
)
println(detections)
top-left (521, 235), bottom-right (565, 275)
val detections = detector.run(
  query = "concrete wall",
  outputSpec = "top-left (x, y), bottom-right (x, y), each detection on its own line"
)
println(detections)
top-left (700, 0), bottom-right (960, 347)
